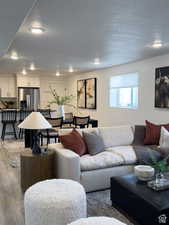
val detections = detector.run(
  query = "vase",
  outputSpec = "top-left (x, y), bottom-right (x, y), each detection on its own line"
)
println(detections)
top-left (57, 105), bottom-right (65, 119)
top-left (155, 172), bottom-right (164, 184)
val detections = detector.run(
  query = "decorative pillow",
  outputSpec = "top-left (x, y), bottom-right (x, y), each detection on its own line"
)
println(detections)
top-left (144, 120), bottom-right (169, 145)
top-left (83, 131), bottom-right (104, 155)
top-left (159, 126), bottom-right (169, 153)
top-left (59, 129), bottom-right (87, 156)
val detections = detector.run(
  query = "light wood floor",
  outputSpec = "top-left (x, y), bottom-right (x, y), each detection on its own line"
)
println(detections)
top-left (0, 143), bottom-right (24, 225)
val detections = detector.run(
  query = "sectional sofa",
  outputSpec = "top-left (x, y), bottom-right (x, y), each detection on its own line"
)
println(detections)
top-left (48, 125), bottom-right (146, 192)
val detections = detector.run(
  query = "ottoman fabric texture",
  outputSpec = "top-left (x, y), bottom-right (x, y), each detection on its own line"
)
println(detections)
top-left (68, 217), bottom-right (126, 225)
top-left (24, 179), bottom-right (87, 225)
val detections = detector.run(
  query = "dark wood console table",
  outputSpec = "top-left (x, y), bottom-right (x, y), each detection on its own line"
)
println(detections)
top-left (20, 149), bottom-right (55, 192)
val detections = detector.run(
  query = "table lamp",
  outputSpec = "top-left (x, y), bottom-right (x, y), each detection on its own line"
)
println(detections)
top-left (18, 112), bottom-right (52, 154)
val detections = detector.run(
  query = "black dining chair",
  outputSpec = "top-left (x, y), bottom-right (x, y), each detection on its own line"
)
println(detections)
top-left (38, 109), bottom-right (51, 118)
top-left (74, 116), bottom-right (90, 128)
top-left (40, 117), bottom-right (63, 145)
top-left (62, 112), bottom-right (74, 128)
top-left (1, 110), bottom-right (17, 140)
top-left (18, 110), bottom-right (33, 138)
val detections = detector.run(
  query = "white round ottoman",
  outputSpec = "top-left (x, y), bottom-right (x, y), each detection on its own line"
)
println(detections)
top-left (68, 217), bottom-right (127, 225)
top-left (24, 179), bottom-right (87, 225)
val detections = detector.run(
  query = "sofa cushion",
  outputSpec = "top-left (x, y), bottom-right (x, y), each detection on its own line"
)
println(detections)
top-left (58, 127), bottom-right (99, 136)
top-left (80, 145), bottom-right (137, 171)
top-left (99, 126), bottom-right (134, 148)
top-left (59, 129), bottom-right (87, 156)
top-left (80, 151), bottom-right (123, 171)
top-left (106, 146), bottom-right (137, 165)
top-left (58, 128), bottom-right (83, 136)
top-left (83, 131), bottom-right (104, 155)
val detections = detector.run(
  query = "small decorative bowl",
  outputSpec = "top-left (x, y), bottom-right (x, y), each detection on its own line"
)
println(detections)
top-left (134, 165), bottom-right (155, 181)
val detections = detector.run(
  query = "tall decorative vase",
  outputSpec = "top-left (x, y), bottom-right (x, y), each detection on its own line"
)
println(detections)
top-left (57, 105), bottom-right (65, 119)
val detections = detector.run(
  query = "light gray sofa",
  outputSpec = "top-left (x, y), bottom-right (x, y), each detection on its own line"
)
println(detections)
top-left (48, 126), bottom-right (138, 192)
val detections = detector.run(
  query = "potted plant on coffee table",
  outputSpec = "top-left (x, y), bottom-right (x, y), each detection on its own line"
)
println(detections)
top-left (149, 152), bottom-right (169, 183)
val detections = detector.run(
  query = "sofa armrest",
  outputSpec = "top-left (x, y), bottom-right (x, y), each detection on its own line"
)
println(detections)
top-left (48, 143), bottom-right (81, 182)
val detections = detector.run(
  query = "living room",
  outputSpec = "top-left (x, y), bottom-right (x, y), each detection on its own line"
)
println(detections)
top-left (1, 1), bottom-right (169, 225)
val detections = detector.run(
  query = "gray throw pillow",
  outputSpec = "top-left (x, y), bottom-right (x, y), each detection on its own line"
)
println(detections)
top-left (83, 131), bottom-right (104, 155)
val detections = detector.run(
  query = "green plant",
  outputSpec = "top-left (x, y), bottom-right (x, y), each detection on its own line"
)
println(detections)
top-left (49, 86), bottom-right (74, 106)
top-left (149, 151), bottom-right (169, 173)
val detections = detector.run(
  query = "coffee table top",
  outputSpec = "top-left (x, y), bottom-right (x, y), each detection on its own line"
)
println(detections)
top-left (111, 174), bottom-right (169, 211)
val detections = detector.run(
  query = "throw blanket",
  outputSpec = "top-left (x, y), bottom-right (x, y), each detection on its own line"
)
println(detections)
top-left (133, 145), bottom-right (162, 165)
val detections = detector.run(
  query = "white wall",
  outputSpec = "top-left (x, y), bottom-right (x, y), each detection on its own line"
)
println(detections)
top-left (66, 53), bottom-right (169, 127)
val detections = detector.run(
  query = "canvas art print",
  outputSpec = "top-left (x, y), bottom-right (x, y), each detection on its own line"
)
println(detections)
top-left (77, 78), bottom-right (97, 109)
top-left (86, 78), bottom-right (96, 109)
top-left (155, 66), bottom-right (169, 108)
top-left (77, 80), bottom-right (86, 108)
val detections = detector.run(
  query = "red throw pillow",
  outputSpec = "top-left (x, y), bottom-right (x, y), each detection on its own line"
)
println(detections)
top-left (144, 120), bottom-right (169, 145)
top-left (59, 129), bottom-right (87, 156)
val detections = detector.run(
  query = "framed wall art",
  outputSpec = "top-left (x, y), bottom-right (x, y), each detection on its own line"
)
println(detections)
top-left (155, 66), bottom-right (169, 108)
top-left (77, 78), bottom-right (97, 109)
top-left (77, 79), bottom-right (86, 108)
top-left (86, 78), bottom-right (97, 109)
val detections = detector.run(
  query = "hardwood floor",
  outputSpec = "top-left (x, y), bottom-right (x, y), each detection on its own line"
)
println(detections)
top-left (0, 141), bottom-right (24, 225)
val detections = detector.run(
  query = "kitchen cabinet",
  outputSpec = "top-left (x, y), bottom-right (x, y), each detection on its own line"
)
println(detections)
top-left (0, 75), bottom-right (16, 97)
top-left (17, 75), bottom-right (40, 87)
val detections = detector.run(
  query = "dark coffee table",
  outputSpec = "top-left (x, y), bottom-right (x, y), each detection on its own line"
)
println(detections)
top-left (111, 174), bottom-right (169, 225)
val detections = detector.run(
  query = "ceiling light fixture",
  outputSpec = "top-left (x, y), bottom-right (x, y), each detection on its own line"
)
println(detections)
top-left (30, 63), bottom-right (35, 71)
top-left (152, 40), bottom-right (162, 48)
top-left (68, 66), bottom-right (74, 73)
top-left (56, 71), bottom-right (60, 76)
top-left (22, 68), bottom-right (27, 75)
top-left (94, 58), bottom-right (100, 65)
top-left (30, 26), bottom-right (45, 35)
top-left (10, 51), bottom-right (18, 60)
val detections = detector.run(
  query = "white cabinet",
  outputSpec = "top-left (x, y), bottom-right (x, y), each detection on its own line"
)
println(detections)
top-left (0, 75), bottom-right (16, 97)
top-left (17, 75), bottom-right (40, 87)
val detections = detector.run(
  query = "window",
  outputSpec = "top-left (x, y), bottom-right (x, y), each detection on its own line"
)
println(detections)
top-left (109, 73), bottom-right (138, 109)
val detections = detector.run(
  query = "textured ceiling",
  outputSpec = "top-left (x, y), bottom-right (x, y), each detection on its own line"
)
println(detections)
top-left (0, 0), bottom-right (36, 58)
top-left (1, 0), bottom-right (169, 75)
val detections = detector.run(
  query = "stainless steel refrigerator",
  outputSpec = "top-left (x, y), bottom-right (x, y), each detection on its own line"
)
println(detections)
top-left (18, 87), bottom-right (40, 110)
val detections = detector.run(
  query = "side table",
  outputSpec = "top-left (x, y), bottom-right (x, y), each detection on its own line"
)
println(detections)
top-left (20, 149), bottom-right (55, 192)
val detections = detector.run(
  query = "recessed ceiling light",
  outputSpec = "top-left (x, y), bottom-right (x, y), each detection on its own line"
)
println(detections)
top-left (94, 58), bottom-right (100, 65)
top-left (10, 51), bottom-right (18, 60)
top-left (56, 71), bottom-right (60, 76)
top-left (30, 63), bottom-right (35, 71)
top-left (68, 66), bottom-right (74, 73)
top-left (30, 26), bottom-right (45, 35)
top-left (22, 68), bottom-right (27, 75)
top-left (152, 40), bottom-right (162, 48)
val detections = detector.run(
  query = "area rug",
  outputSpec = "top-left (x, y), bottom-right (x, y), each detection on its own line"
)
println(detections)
top-left (5, 140), bottom-right (133, 225)
top-left (87, 190), bottom-right (133, 225)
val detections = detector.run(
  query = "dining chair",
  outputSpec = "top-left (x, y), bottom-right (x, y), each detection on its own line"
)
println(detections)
top-left (38, 109), bottom-right (51, 118)
top-left (18, 110), bottom-right (33, 138)
top-left (1, 110), bottom-right (17, 140)
top-left (40, 117), bottom-right (63, 145)
top-left (62, 112), bottom-right (74, 128)
top-left (74, 116), bottom-right (90, 128)
top-left (50, 110), bottom-right (58, 118)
